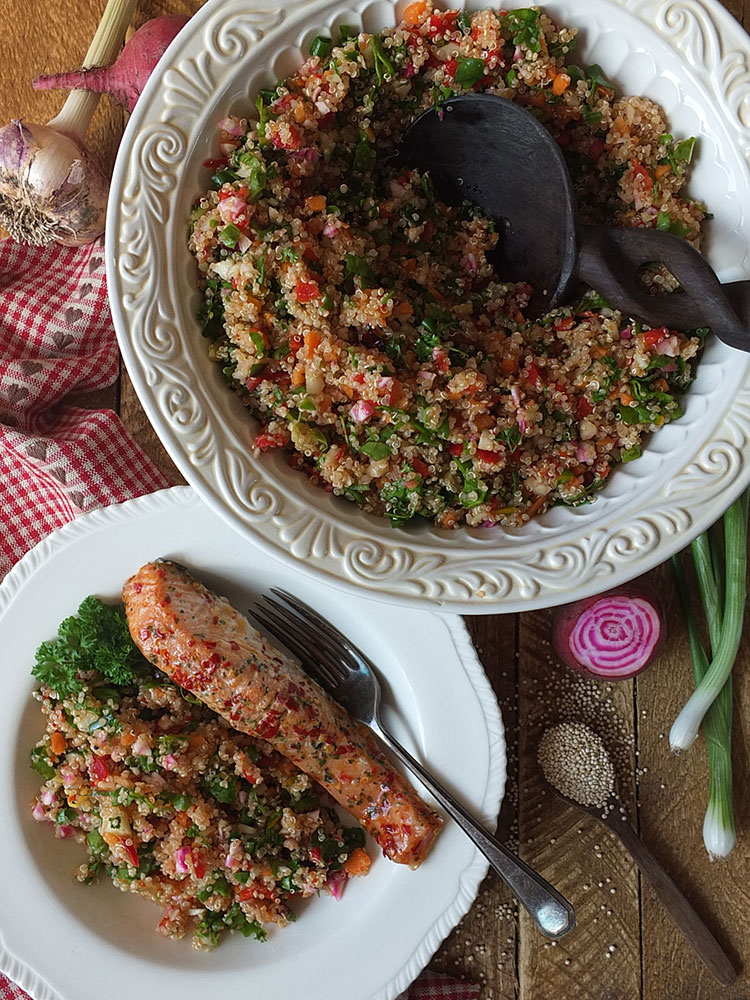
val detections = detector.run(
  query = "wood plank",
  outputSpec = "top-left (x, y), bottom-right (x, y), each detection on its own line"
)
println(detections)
top-left (431, 614), bottom-right (520, 999)
top-left (120, 369), bottom-right (185, 483)
top-left (517, 608), bottom-right (642, 1000)
top-left (637, 562), bottom-right (750, 999)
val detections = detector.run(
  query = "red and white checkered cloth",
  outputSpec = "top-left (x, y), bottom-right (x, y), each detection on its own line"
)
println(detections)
top-left (0, 238), bottom-right (479, 1000)
top-left (0, 237), bottom-right (171, 579)
top-left (0, 968), bottom-right (477, 1000)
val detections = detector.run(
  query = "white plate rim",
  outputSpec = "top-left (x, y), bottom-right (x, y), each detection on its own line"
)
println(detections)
top-left (106, 0), bottom-right (750, 613)
top-left (0, 486), bottom-right (505, 1000)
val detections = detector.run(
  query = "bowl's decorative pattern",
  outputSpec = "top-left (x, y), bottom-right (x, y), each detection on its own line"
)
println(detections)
top-left (108, 0), bottom-right (750, 612)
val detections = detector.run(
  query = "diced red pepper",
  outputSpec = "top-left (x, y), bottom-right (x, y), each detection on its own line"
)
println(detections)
top-left (411, 456), bottom-right (431, 477)
top-left (123, 840), bottom-right (140, 869)
top-left (630, 157), bottom-right (653, 190)
top-left (528, 361), bottom-right (546, 388)
top-left (289, 332), bottom-right (303, 354)
top-left (203, 157), bottom-right (228, 169)
top-left (575, 397), bottom-right (593, 419)
top-left (588, 139), bottom-right (607, 161)
top-left (270, 124), bottom-right (302, 150)
top-left (255, 709), bottom-right (281, 738)
top-left (555, 130), bottom-right (571, 148)
top-left (90, 755), bottom-right (110, 783)
top-left (427, 11), bottom-right (457, 36)
top-left (295, 278), bottom-right (321, 302)
top-left (447, 442), bottom-right (463, 456)
top-left (554, 316), bottom-right (575, 331)
top-left (443, 58), bottom-right (458, 78)
top-left (476, 448), bottom-right (503, 463)
top-left (272, 93), bottom-right (295, 112)
top-left (254, 430), bottom-right (287, 451)
top-left (643, 326), bottom-right (670, 348)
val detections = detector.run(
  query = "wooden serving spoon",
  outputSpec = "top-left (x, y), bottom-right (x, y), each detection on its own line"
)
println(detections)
top-left (548, 785), bottom-right (737, 986)
top-left (398, 93), bottom-right (750, 351)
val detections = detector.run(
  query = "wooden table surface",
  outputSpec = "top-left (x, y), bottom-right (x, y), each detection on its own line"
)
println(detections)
top-left (4, 1), bottom-right (750, 997)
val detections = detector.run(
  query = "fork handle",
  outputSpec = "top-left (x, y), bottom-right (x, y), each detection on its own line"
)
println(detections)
top-left (374, 722), bottom-right (575, 939)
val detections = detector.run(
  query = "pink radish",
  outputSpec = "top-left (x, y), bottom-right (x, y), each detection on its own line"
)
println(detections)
top-left (32, 15), bottom-right (189, 114)
top-left (552, 582), bottom-right (665, 680)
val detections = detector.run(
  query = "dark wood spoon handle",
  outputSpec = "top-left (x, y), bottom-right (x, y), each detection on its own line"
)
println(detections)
top-left (577, 225), bottom-right (750, 352)
top-left (602, 810), bottom-right (737, 985)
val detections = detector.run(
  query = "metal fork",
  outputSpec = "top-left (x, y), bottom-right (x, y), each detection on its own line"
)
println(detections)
top-left (252, 588), bottom-right (576, 940)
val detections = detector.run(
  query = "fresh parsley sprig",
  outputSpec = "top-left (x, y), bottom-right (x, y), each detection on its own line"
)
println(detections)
top-left (32, 597), bottom-right (150, 696)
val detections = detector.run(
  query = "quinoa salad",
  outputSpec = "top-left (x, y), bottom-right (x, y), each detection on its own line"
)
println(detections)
top-left (30, 597), bottom-right (370, 949)
top-left (188, 1), bottom-right (706, 529)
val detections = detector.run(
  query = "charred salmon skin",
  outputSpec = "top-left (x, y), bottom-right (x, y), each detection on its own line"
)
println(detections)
top-left (122, 561), bottom-right (442, 868)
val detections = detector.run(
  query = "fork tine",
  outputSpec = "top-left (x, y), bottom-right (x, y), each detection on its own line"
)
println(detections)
top-left (261, 594), bottom-right (354, 678)
top-left (270, 588), bottom-right (366, 668)
top-left (251, 603), bottom-right (340, 691)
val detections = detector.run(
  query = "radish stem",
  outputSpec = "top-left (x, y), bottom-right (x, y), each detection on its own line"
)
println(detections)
top-left (47, 0), bottom-right (137, 140)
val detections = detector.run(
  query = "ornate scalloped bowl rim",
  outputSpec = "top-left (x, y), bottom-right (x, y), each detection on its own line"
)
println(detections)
top-left (0, 486), bottom-right (505, 1000)
top-left (107, 0), bottom-right (750, 613)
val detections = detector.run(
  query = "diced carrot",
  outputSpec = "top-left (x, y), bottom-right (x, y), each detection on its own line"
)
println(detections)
top-left (305, 195), bottom-right (327, 212)
top-left (304, 330), bottom-right (322, 350)
top-left (552, 72), bottom-right (571, 96)
top-left (344, 847), bottom-right (371, 877)
top-left (500, 357), bottom-right (519, 375)
top-left (620, 391), bottom-right (634, 406)
top-left (393, 300), bottom-right (414, 317)
top-left (654, 164), bottom-right (671, 180)
top-left (291, 365), bottom-right (306, 387)
top-left (120, 730), bottom-right (136, 747)
top-left (293, 101), bottom-right (307, 123)
top-left (50, 731), bottom-right (66, 755)
top-left (611, 115), bottom-right (630, 135)
top-left (403, 0), bottom-right (428, 26)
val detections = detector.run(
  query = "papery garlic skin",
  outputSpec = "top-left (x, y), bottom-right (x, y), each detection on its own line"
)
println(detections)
top-left (0, 120), bottom-right (109, 247)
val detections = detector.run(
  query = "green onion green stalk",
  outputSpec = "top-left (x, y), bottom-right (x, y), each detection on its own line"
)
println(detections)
top-left (669, 488), bottom-right (750, 858)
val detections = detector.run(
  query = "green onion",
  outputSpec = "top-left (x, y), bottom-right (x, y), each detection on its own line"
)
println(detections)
top-left (671, 530), bottom-right (736, 859)
top-left (670, 490), bottom-right (749, 765)
top-left (218, 223), bottom-right (241, 248)
top-left (310, 35), bottom-right (332, 59)
top-left (370, 34), bottom-right (395, 85)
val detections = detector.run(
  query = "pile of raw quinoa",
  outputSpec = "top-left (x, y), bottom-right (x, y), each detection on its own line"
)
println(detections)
top-left (31, 598), bottom-right (369, 949)
top-left (189, 1), bottom-right (706, 529)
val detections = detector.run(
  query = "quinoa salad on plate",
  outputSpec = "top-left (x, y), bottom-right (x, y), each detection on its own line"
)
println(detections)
top-left (188, 1), bottom-right (706, 529)
top-left (30, 596), bottom-right (371, 949)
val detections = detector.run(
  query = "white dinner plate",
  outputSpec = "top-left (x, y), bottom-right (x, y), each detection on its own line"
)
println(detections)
top-left (0, 487), bottom-right (504, 1000)
top-left (107, 0), bottom-right (750, 613)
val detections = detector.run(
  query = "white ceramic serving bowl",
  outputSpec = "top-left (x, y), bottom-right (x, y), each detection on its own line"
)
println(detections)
top-left (107, 0), bottom-right (750, 613)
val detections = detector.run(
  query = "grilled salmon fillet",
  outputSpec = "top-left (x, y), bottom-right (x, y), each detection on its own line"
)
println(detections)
top-left (122, 561), bottom-right (442, 868)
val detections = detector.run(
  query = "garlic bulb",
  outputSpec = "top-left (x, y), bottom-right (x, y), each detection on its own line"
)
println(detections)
top-left (0, 0), bottom-right (136, 247)
top-left (0, 120), bottom-right (109, 246)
